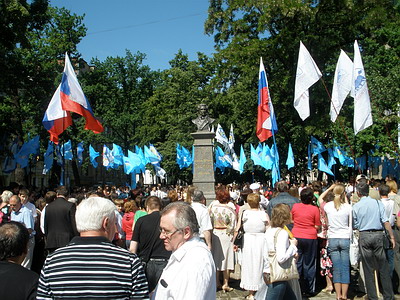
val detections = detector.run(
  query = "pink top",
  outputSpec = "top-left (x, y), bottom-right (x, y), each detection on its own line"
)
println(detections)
top-left (122, 212), bottom-right (135, 240)
top-left (292, 203), bottom-right (321, 239)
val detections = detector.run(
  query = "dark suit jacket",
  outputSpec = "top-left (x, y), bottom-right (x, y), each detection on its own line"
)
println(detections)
top-left (44, 197), bottom-right (79, 250)
top-left (0, 261), bottom-right (39, 300)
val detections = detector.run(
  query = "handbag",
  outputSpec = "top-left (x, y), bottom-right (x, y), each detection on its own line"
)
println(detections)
top-left (349, 230), bottom-right (359, 265)
top-left (269, 228), bottom-right (299, 283)
top-left (383, 228), bottom-right (391, 250)
top-left (233, 212), bottom-right (244, 247)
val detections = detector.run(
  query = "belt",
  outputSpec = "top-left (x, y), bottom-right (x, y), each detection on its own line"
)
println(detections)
top-left (360, 229), bottom-right (383, 232)
top-left (149, 258), bottom-right (168, 262)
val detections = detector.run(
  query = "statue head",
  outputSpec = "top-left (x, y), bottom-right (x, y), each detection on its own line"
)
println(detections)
top-left (198, 103), bottom-right (209, 118)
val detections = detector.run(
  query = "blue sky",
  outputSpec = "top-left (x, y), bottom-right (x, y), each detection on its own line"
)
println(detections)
top-left (50, 0), bottom-right (216, 70)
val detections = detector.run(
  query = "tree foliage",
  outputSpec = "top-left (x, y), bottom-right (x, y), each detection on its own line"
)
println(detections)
top-left (0, 2), bottom-right (86, 143)
top-left (205, 0), bottom-right (400, 178)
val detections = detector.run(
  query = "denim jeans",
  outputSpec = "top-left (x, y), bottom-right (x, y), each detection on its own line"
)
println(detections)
top-left (266, 281), bottom-right (296, 300)
top-left (327, 238), bottom-right (350, 284)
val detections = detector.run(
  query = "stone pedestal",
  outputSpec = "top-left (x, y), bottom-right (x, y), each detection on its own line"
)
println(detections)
top-left (191, 131), bottom-right (215, 206)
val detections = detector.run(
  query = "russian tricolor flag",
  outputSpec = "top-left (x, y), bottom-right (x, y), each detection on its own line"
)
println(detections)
top-left (257, 57), bottom-right (278, 142)
top-left (43, 53), bottom-right (103, 143)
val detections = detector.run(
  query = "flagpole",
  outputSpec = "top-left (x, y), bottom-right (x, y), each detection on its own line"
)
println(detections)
top-left (319, 78), bottom-right (360, 173)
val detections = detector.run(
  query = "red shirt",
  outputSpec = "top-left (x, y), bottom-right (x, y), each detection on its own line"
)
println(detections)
top-left (122, 212), bottom-right (135, 240)
top-left (291, 203), bottom-right (321, 239)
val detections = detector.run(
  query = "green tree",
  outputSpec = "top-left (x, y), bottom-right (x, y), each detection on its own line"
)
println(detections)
top-left (138, 51), bottom-right (217, 183)
top-left (205, 0), bottom-right (400, 179)
top-left (0, 4), bottom-right (86, 142)
top-left (80, 50), bottom-right (160, 150)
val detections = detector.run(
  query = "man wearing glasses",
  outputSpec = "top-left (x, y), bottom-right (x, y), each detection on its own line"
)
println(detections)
top-left (9, 195), bottom-right (35, 269)
top-left (152, 202), bottom-right (216, 300)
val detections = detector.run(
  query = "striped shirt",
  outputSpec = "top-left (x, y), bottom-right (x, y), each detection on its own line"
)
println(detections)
top-left (37, 236), bottom-right (149, 299)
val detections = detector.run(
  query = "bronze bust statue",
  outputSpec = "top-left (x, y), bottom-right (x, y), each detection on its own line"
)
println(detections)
top-left (192, 103), bottom-right (215, 132)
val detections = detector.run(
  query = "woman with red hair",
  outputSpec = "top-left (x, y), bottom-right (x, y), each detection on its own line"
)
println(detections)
top-left (209, 188), bottom-right (237, 292)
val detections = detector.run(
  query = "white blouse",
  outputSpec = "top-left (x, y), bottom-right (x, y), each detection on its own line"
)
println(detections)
top-left (263, 227), bottom-right (297, 273)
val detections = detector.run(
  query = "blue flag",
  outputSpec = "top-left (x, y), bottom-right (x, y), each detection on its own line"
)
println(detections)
top-left (261, 144), bottom-right (273, 170)
top-left (60, 140), bottom-right (73, 161)
top-left (356, 156), bottom-right (367, 172)
top-left (55, 144), bottom-right (63, 166)
top-left (251, 144), bottom-right (263, 167)
top-left (286, 143), bottom-right (295, 170)
top-left (135, 146), bottom-right (146, 168)
top-left (270, 143), bottom-right (280, 182)
top-left (129, 150), bottom-right (145, 174)
top-left (102, 145), bottom-right (113, 169)
top-left (77, 142), bottom-right (84, 166)
top-left (215, 146), bottom-right (230, 173)
top-left (310, 136), bottom-right (326, 155)
top-left (327, 148), bottom-right (336, 169)
top-left (43, 142), bottom-right (54, 175)
top-left (318, 154), bottom-right (334, 176)
top-left (180, 145), bottom-right (193, 169)
top-left (3, 139), bottom-right (19, 173)
top-left (123, 151), bottom-right (134, 174)
top-left (89, 145), bottom-right (99, 168)
top-left (176, 143), bottom-right (183, 168)
top-left (15, 135), bottom-right (40, 168)
top-left (112, 143), bottom-right (124, 167)
top-left (144, 145), bottom-right (160, 165)
top-left (239, 145), bottom-right (246, 174)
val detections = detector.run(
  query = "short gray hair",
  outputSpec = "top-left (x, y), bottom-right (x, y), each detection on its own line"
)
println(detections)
top-left (192, 189), bottom-right (205, 202)
top-left (1, 190), bottom-right (13, 204)
top-left (161, 202), bottom-right (199, 235)
top-left (75, 197), bottom-right (116, 233)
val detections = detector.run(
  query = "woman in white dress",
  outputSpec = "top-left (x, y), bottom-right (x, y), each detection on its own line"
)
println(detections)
top-left (234, 193), bottom-right (269, 300)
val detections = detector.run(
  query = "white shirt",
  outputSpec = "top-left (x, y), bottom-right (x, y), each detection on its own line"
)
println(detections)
top-left (40, 205), bottom-right (47, 234)
top-left (191, 202), bottom-right (213, 238)
top-left (152, 237), bottom-right (216, 300)
top-left (24, 201), bottom-right (37, 220)
top-left (263, 227), bottom-right (297, 273)
top-left (324, 202), bottom-right (352, 239)
top-left (381, 197), bottom-right (395, 227)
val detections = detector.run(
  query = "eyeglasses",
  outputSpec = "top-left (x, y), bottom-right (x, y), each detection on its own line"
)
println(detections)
top-left (159, 228), bottom-right (181, 238)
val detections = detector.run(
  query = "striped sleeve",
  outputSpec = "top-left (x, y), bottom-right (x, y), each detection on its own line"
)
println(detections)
top-left (36, 242), bottom-right (149, 299)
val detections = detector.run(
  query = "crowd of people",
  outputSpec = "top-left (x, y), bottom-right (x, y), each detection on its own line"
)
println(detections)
top-left (0, 174), bottom-right (399, 299)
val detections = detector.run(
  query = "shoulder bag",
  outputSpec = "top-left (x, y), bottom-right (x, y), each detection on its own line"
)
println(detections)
top-left (233, 211), bottom-right (244, 248)
top-left (269, 228), bottom-right (299, 283)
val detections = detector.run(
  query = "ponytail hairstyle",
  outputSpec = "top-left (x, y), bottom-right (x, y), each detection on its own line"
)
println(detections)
top-left (333, 184), bottom-right (345, 211)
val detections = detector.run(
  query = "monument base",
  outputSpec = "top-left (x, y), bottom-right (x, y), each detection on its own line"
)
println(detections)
top-left (191, 131), bottom-right (216, 206)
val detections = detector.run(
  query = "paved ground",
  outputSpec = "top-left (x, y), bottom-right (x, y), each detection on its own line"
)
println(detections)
top-left (216, 278), bottom-right (400, 300)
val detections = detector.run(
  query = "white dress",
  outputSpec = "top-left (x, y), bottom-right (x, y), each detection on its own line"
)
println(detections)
top-left (240, 209), bottom-right (269, 291)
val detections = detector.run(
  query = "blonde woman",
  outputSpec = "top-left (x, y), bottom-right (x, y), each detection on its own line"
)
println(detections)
top-left (323, 184), bottom-right (352, 300)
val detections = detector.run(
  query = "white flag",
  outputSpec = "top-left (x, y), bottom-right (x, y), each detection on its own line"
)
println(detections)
top-left (351, 40), bottom-right (373, 134)
top-left (330, 50), bottom-right (353, 122)
top-left (228, 124), bottom-right (235, 150)
top-left (215, 124), bottom-right (229, 149)
top-left (294, 41), bottom-right (322, 120)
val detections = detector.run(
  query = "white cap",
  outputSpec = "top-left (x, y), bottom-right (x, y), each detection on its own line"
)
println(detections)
top-left (250, 183), bottom-right (260, 191)
top-left (356, 174), bottom-right (368, 181)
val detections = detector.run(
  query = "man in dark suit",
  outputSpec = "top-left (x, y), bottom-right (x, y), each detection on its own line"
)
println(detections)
top-left (44, 186), bottom-right (78, 252)
top-left (0, 221), bottom-right (39, 300)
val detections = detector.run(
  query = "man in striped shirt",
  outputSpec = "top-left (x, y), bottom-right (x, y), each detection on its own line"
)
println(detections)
top-left (37, 197), bottom-right (149, 299)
